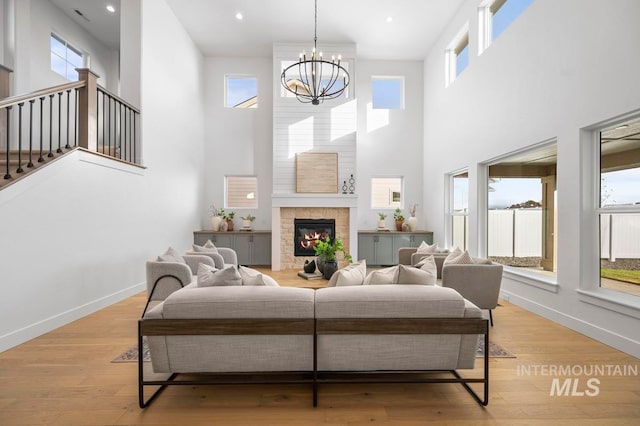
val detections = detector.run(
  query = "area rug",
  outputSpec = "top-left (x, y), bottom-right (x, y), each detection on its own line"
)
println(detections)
top-left (476, 338), bottom-right (515, 358)
top-left (112, 338), bottom-right (150, 363)
top-left (113, 337), bottom-right (514, 362)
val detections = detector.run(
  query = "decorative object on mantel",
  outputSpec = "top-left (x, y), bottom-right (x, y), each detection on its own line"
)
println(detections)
top-left (348, 174), bottom-right (355, 194)
top-left (377, 212), bottom-right (387, 230)
top-left (342, 180), bottom-right (348, 194)
top-left (209, 205), bottom-right (222, 231)
top-left (240, 214), bottom-right (255, 230)
top-left (280, 0), bottom-right (350, 105)
top-left (394, 208), bottom-right (405, 231)
top-left (313, 236), bottom-right (352, 279)
top-left (407, 204), bottom-right (418, 231)
top-left (296, 152), bottom-right (338, 193)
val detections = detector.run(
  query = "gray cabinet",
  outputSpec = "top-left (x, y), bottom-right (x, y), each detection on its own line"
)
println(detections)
top-left (194, 231), bottom-right (272, 266)
top-left (358, 231), bottom-right (433, 266)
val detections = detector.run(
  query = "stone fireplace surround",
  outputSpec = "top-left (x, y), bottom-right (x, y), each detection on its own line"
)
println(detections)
top-left (271, 194), bottom-right (358, 271)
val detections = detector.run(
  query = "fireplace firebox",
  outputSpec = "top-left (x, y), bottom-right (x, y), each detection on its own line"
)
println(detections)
top-left (294, 219), bottom-right (336, 257)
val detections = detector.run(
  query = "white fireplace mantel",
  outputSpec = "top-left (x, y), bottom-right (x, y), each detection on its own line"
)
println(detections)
top-left (271, 193), bottom-right (358, 208)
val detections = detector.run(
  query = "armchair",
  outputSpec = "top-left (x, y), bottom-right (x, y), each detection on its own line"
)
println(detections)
top-left (398, 247), bottom-right (448, 278)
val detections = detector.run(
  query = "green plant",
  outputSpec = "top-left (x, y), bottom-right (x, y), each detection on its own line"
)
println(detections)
top-left (378, 212), bottom-right (387, 220)
top-left (393, 208), bottom-right (405, 221)
top-left (220, 209), bottom-right (235, 220)
top-left (241, 214), bottom-right (255, 221)
top-left (312, 236), bottom-right (352, 263)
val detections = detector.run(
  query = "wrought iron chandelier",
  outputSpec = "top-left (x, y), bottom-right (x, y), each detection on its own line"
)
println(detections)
top-left (280, 0), bottom-right (350, 105)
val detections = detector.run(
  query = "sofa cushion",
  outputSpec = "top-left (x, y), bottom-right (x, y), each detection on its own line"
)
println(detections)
top-left (328, 260), bottom-right (367, 287)
top-left (157, 246), bottom-right (186, 263)
top-left (415, 255), bottom-right (437, 275)
top-left (400, 262), bottom-right (436, 286)
top-left (363, 265), bottom-right (399, 285)
top-left (197, 264), bottom-right (242, 287)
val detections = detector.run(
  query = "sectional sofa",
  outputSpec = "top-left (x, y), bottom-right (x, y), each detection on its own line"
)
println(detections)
top-left (139, 282), bottom-right (489, 408)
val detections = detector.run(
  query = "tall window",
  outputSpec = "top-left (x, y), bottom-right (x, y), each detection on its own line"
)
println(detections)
top-left (451, 172), bottom-right (469, 250)
top-left (50, 34), bottom-right (83, 81)
top-left (372, 77), bottom-right (404, 109)
top-left (225, 176), bottom-right (258, 208)
top-left (487, 142), bottom-right (557, 277)
top-left (445, 24), bottom-right (469, 87)
top-left (371, 177), bottom-right (403, 209)
top-left (479, 0), bottom-right (534, 54)
top-left (225, 76), bottom-right (258, 108)
top-left (598, 118), bottom-right (640, 297)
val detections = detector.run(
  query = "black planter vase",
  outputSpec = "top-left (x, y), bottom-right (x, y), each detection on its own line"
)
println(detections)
top-left (322, 259), bottom-right (338, 280)
top-left (316, 257), bottom-right (325, 274)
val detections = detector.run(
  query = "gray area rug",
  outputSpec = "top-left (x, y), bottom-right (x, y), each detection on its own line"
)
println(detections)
top-left (112, 337), bottom-right (515, 362)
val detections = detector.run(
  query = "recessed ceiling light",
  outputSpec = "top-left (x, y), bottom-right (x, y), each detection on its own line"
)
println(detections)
top-left (106, 4), bottom-right (115, 13)
top-left (235, 12), bottom-right (243, 20)
top-left (386, 16), bottom-right (393, 23)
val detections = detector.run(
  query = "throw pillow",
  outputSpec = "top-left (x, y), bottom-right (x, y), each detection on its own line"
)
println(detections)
top-left (444, 249), bottom-right (475, 265)
top-left (416, 241), bottom-right (438, 254)
top-left (192, 240), bottom-right (219, 253)
top-left (363, 265), bottom-right (399, 285)
top-left (157, 246), bottom-right (186, 263)
top-left (327, 260), bottom-right (367, 287)
top-left (238, 265), bottom-right (266, 286)
top-left (197, 264), bottom-right (242, 287)
top-left (443, 246), bottom-right (463, 265)
top-left (397, 264), bottom-right (436, 285)
top-left (415, 255), bottom-right (437, 279)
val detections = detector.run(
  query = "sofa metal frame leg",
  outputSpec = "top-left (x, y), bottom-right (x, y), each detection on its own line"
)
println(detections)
top-left (489, 310), bottom-right (494, 327)
top-left (452, 327), bottom-right (489, 406)
top-left (138, 321), bottom-right (177, 408)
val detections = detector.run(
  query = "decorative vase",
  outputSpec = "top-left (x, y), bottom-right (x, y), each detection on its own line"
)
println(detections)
top-left (211, 216), bottom-right (222, 231)
top-left (377, 219), bottom-right (386, 229)
top-left (226, 219), bottom-right (234, 231)
top-left (316, 257), bottom-right (325, 274)
top-left (401, 222), bottom-right (410, 232)
top-left (304, 259), bottom-right (316, 273)
top-left (395, 220), bottom-right (404, 231)
top-left (322, 259), bottom-right (338, 280)
top-left (407, 216), bottom-right (417, 232)
top-left (219, 220), bottom-right (228, 232)
top-left (242, 219), bottom-right (252, 229)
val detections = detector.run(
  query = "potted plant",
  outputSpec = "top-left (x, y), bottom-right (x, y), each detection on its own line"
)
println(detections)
top-left (394, 208), bottom-right (405, 231)
top-left (313, 236), bottom-right (353, 279)
top-left (209, 205), bottom-right (222, 231)
top-left (377, 212), bottom-right (387, 229)
top-left (241, 214), bottom-right (255, 229)
top-left (221, 209), bottom-right (235, 231)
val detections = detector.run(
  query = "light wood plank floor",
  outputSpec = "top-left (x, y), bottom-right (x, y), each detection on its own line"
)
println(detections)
top-left (1, 269), bottom-right (639, 425)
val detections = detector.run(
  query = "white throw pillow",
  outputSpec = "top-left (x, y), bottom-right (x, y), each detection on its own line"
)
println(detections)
top-left (197, 264), bottom-right (242, 287)
top-left (416, 241), bottom-right (438, 254)
top-left (157, 246), bottom-right (185, 263)
top-left (363, 265), bottom-right (399, 285)
top-left (443, 246), bottom-right (463, 266)
top-left (444, 249), bottom-right (475, 265)
top-left (415, 255), bottom-right (437, 280)
top-left (238, 266), bottom-right (266, 286)
top-left (328, 260), bottom-right (367, 287)
top-left (397, 264), bottom-right (436, 285)
top-left (192, 240), bottom-right (219, 253)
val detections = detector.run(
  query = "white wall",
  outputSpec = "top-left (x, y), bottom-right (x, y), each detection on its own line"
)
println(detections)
top-left (202, 57), bottom-right (273, 231)
top-left (423, 0), bottom-right (640, 356)
top-left (356, 60), bottom-right (424, 230)
top-left (119, 0), bottom-right (141, 108)
top-left (0, 0), bottom-right (205, 352)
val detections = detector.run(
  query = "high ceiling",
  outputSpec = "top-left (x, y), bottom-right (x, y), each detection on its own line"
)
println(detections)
top-left (48, 0), bottom-right (465, 60)
top-left (164, 0), bottom-right (466, 60)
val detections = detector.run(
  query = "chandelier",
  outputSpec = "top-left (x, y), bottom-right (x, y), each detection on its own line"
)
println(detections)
top-left (280, 0), bottom-right (350, 105)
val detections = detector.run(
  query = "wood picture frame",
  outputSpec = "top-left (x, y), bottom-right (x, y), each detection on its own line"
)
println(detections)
top-left (296, 152), bottom-right (338, 193)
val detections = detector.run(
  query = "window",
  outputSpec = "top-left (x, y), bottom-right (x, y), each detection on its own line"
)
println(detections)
top-left (445, 24), bottom-right (469, 87)
top-left (450, 171), bottom-right (469, 250)
top-left (371, 177), bottom-right (403, 209)
top-left (225, 176), bottom-right (258, 208)
top-left (479, 0), bottom-right (534, 54)
top-left (280, 60), bottom-right (349, 99)
top-left (486, 142), bottom-right (557, 278)
top-left (372, 77), bottom-right (404, 109)
top-left (225, 76), bottom-right (258, 108)
top-left (597, 118), bottom-right (640, 297)
top-left (50, 34), bottom-right (83, 81)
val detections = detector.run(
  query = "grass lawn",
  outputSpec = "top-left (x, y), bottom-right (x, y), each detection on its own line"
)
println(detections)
top-left (601, 269), bottom-right (640, 285)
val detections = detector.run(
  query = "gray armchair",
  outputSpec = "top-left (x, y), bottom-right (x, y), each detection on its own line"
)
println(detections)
top-left (186, 247), bottom-right (238, 269)
top-left (441, 262), bottom-right (503, 326)
top-left (398, 247), bottom-right (449, 278)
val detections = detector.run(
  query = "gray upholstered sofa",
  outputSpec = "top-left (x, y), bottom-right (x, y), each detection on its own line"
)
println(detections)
top-left (138, 283), bottom-right (488, 408)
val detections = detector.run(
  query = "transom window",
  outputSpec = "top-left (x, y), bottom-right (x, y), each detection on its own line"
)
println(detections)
top-left (372, 77), bottom-right (404, 109)
top-left (371, 177), bottom-right (403, 209)
top-left (225, 176), bottom-right (258, 208)
top-left (225, 76), bottom-right (258, 108)
top-left (445, 23), bottom-right (469, 87)
top-left (50, 33), bottom-right (83, 81)
top-left (479, 0), bottom-right (534, 54)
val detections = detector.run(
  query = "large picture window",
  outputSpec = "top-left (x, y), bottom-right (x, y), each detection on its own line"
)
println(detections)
top-left (451, 171), bottom-right (469, 250)
top-left (598, 118), bottom-right (640, 297)
top-left (486, 142), bottom-right (557, 277)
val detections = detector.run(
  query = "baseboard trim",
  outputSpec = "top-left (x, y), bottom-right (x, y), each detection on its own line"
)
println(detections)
top-left (501, 290), bottom-right (640, 358)
top-left (0, 282), bottom-right (145, 353)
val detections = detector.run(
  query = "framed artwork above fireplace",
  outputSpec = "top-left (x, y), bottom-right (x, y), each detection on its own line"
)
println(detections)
top-left (295, 152), bottom-right (338, 193)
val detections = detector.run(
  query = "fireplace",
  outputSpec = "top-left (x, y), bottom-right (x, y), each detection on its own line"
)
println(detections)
top-left (294, 219), bottom-right (335, 257)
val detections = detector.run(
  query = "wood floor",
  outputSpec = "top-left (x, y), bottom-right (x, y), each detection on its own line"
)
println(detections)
top-left (1, 269), bottom-right (639, 425)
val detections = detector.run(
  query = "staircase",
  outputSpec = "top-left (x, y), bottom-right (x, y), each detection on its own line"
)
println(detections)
top-left (1, 148), bottom-right (75, 189)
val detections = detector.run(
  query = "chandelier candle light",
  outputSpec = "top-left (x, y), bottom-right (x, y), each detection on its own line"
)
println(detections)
top-left (280, 0), bottom-right (350, 105)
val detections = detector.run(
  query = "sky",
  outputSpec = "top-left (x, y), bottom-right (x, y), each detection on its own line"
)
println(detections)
top-left (602, 168), bottom-right (640, 207)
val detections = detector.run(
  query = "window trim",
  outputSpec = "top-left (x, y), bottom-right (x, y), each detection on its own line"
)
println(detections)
top-left (371, 76), bottom-right (405, 110)
top-left (446, 168), bottom-right (470, 250)
top-left (445, 22), bottom-right (470, 87)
